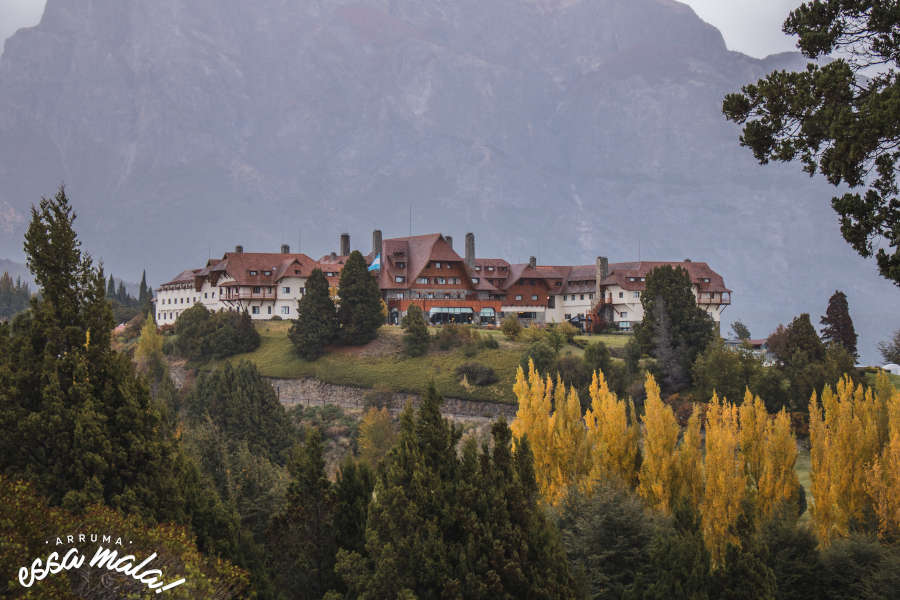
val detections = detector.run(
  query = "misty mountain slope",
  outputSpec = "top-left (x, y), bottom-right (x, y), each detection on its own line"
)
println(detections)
top-left (0, 0), bottom-right (895, 361)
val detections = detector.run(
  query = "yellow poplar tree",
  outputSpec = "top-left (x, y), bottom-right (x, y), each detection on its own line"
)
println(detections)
top-left (358, 407), bottom-right (396, 469)
top-left (756, 408), bottom-right (799, 520)
top-left (809, 376), bottom-right (888, 545)
top-left (739, 390), bottom-right (768, 488)
top-left (511, 361), bottom-right (555, 502)
top-left (677, 405), bottom-right (704, 511)
top-left (584, 370), bottom-right (639, 488)
top-left (638, 374), bottom-right (680, 514)
top-left (701, 395), bottom-right (747, 567)
top-left (547, 379), bottom-right (591, 504)
top-left (865, 376), bottom-right (900, 541)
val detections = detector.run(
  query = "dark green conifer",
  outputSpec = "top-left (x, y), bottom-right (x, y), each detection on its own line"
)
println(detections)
top-left (289, 268), bottom-right (337, 360)
top-left (337, 250), bottom-right (383, 345)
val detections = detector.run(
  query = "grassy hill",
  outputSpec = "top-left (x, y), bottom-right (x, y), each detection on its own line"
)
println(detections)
top-left (211, 322), bottom-right (629, 404)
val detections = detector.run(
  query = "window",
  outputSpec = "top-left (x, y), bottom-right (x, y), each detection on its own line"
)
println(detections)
top-left (589, 293), bottom-right (594, 299)
top-left (621, 312), bottom-right (628, 319)
top-left (267, 306), bottom-right (272, 314)
top-left (633, 291), bottom-right (640, 298)
top-left (618, 291), bottom-right (624, 299)
top-left (434, 262), bottom-right (441, 269)
top-left (487, 266), bottom-right (495, 271)
top-left (253, 286), bottom-right (261, 294)
top-left (294, 270), bottom-right (301, 275)
top-left (417, 277), bottom-right (429, 284)
top-left (283, 286), bottom-right (290, 294)
top-left (515, 295), bottom-right (523, 301)
top-left (475, 266), bottom-right (481, 271)
top-left (531, 295), bottom-right (538, 301)
top-left (204, 292), bottom-right (208, 299)
top-left (212, 292), bottom-right (215, 298)
top-left (249, 270), bottom-right (257, 276)
top-left (396, 262), bottom-right (406, 269)
top-left (281, 306), bottom-right (290, 315)
top-left (252, 306), bottom-right (260, 314)
top-left (437, 278), bottom-right (446, 284)
top-left (580, 294), bottom-right (585, 300)
top-left (300, 287), bottom-right (305, 295)
top-left (395, 275), bottom-right (406, 283)
top-left (472, 277), bottom-right (480, 284)
top-left (263, 270), bottom-right (271, 276)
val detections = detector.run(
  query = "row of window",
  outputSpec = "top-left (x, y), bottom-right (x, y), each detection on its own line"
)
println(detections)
top-left (250, 305), bottom-right (291, 315)
top-left (563, 293), bottom-right (596, 301)
top-left (415, 277), bottom-right (462, 285)
top-left (473, 265), bottom-right (506, 272)
top-left (513, 294), bottom-right (540, 301)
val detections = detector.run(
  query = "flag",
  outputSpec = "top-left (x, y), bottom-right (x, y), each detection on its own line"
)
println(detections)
top-left (368, 253), bottom-right (381, 271)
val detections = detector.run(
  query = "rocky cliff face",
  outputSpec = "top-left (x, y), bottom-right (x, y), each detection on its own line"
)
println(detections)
top-left (0, 0), bottom-right (895, 361)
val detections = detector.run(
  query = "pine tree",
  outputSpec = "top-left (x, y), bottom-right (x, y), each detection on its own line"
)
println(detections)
top-left (268, 428), bottom-right (339, 599)
top-left (139, 269), bottom-right (149, 304)
top-left (0, 187), bottom-right (185, 519)
top-left (634, 265), bottom-right (715, 390)
top-left (289, 268), bottom-right (337, 360)
top-left (106, 273), bottom-right (116, 298)
top-left (401, 303), bottom-right (429, 357)
top-left (820, 290), bottom-right (858, 359)
top-left (337, 250), bottom-right (383, 345)
top-left (637, 374), bottom-right (681, 514)
top-left (700, 395), bottom-right (747, 567)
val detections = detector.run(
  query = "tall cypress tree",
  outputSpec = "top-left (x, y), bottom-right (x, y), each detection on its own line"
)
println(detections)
top-left (337, 250), bottom-right (383, 345)
top-left (820, 290), bottom-right (858, 359)
top-left (290, 268), bottom-right (337, 360)
top-left (0, 187), bottom-right (186, 519)
top-left (138, 269), bottom-right (149, 304)
top-left (634, 266), bottom-right (715, 389)
top-left (106, 273), bottom-right (116, 298)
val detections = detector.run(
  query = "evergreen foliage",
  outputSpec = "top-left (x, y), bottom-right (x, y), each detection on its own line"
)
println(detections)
top-left (337, 250), bottom-right (383, 345)
top-left (0, 271), bottom-right (31, 319)
top-left (820, 290), bottom-right (859, 359)
top-left (338, 384), bottom-right (575, 598)
top-left (289, 268), bottom-right (337, 360)
top-left (172, 304), bottom-right (260, 361)
top-left (723, 1), bottom-right (900, 284)
top-left (635, 266), bottom-right (715, 392)
top-left (501, 314), bottom-right (522, 339)
top-left (0, 187), bottom-right (189, 520)
top-left (731, 320), bottom-right (751, 341)
top-left (879, 329), bottom-right (900, 364)
top-left (185, 360), bottom-right (296, 464)
top-left (401, 303), bottom-right (429, 357)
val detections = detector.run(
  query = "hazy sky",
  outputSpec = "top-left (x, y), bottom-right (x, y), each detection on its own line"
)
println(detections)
top-left (1, 0), bottom-right (801, 58)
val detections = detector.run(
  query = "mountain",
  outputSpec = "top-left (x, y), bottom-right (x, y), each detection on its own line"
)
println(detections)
top-left (0, 0), bottom-right (895, 362)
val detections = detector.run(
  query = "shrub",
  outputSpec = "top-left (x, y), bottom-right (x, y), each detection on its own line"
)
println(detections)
top-left (461, 341), bottom-right (480, 358)
top-left (172, 305), bottom-right (260, 362)
top-left (402, 305), bottom-right (430, 357)
top-left (520, 340), bottom-right (557, 376)
top-left (501, 315), bottom-right (522, 340)
top-left (480, 334), bottom-right (500, 349)
top-left (364, 386), bottom-right (394, 410)
top-left (433, 324), bottom-right (472, 350)
top-left (584, 341), bottom-right (612, 376)
top-left (555, 355), bottom-right (591, 390)
top-left (522, 324), bottom-right (547, 344)
top-left (455, 363), bottom-right (499, 386)
top-left (556, 322), bottom-right (579, 343)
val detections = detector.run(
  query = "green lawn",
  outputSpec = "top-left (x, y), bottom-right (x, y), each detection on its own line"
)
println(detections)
top-left (214, 322), bottom-right (523, 403)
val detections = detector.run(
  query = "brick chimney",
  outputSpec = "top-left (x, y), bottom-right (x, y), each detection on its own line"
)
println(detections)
top-left (281, 244), bottom-right (290, 254)
top-left (340, 233), bottom-right (350, 256)
top-left (372, 229), bottom-right (382, 255)
top-left (528, 256), bottom-right (537, 269)
top-left (235, 245), bottom-right (244, 254)
top-left (465, 233), bottom-right (475, 269)
top-left (445, 235), bottom-right (453, 249)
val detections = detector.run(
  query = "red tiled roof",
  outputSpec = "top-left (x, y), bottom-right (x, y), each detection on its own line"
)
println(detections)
top-left (378, 233), bottom-right (469, 290)
top-left (598, 261), bottom-right (730, 293)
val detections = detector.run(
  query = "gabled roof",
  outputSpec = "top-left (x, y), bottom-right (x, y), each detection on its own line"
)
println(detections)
top-left (378, 233), bottom-right (469, 290)
top-left (598, 261), bottom-right (731, 293)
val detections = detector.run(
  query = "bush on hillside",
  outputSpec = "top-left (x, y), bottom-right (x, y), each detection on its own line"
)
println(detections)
top-left (501, 315), bottom-right (522, 340)
top-left (455, 363), bottom-right (499, 386)
top-left (172, 304), bottom-right (260, 362)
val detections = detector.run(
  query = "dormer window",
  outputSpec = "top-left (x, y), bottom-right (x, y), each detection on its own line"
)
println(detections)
top-left (475, 266), bottom-right (481, 271)
top-left (396, 262), bottom-right (406, 269)
top-left (487, 266), bottom-right (495, 271)
top-left (472, 277), bottom-right (480, 284)
top-left (249, 270), bottom-right (258, 276)
top-left (395, 275), bottom-right (406, 283)
top-left (263, 270), bottom-right (272, 276)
